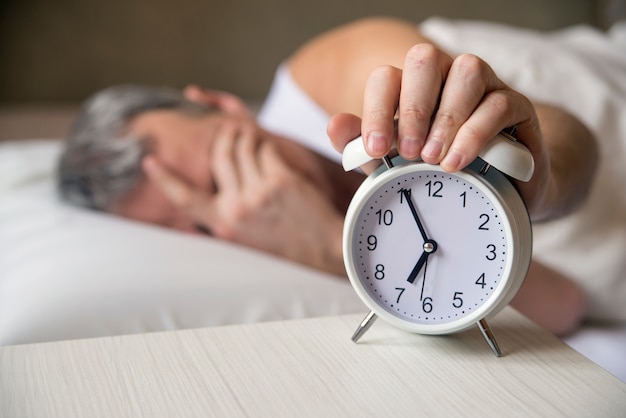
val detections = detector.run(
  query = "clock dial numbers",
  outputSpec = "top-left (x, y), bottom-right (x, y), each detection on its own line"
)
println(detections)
top-left (478, 213), bottom-right (490, 230)
top-left (475, 273), bottom-right (486, 288)
top-left (395, 287), bottom-right (405, 303)
top-left (366, 235), bottom-right (377, 251)
top-left (425, 180), bottom-right (443, 198)
top-left (375, 209), bottom-right (393, 226)
top-left (486, 244), bottom-right (497, 261)
top-left (422, 296), bottom-right (433, 313)
top-left (351, 169), bottom-right (509, 327)
top-left (452, 291), bottom-right (464, 308)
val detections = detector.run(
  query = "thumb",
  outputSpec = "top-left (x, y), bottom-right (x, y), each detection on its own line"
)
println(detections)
top-left (327, 113), bottom-right (362, 153)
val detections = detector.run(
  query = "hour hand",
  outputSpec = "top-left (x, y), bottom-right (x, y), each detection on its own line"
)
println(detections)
top-left (407, 240), bottom-right (438, 284)
top-left (407, 251), bottom-right (429, 284)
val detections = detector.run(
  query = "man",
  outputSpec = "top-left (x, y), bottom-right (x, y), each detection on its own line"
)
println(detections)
top-left (59, 17), bottom-right (598, 335)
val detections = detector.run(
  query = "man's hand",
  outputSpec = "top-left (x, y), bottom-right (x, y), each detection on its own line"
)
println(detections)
top-left (142, 120), bottom-right (346, 276)
top-left (328, 43), bottom-right (553, 221)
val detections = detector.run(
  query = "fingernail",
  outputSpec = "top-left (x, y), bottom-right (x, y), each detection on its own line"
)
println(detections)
top-left (422, 140), bottom-right (443, 160)
top-left (366, 132), bottom-right (387, 156)
top-left (398, 137), bottom-right (421, 159)
top-left (442, 149), bottom-right (463, 171)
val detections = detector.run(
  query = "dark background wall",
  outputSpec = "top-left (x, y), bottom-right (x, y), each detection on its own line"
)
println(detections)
top-left (0, 0), bottom-right (609, 105)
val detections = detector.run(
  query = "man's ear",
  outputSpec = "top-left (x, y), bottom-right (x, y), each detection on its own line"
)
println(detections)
top-left (183, 85), bottom-right (251, 117)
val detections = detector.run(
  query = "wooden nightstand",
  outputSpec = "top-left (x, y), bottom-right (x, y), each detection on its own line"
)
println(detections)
top-left (2, 307), bottom-right (625, 417)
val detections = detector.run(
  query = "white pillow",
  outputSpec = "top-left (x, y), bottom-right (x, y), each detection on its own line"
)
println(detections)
top-left (0, 140), bottom-right (365, 345)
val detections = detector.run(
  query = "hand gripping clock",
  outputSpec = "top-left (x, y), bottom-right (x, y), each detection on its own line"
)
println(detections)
top-left (342, 131), bottom-right (534, 357)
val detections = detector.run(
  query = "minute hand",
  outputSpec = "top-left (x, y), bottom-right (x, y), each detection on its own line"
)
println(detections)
top-left (402, 189), bottom-right (429, 241)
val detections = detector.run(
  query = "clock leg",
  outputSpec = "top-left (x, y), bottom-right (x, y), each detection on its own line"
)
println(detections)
top-left (477, 319), bottom-right (502, 357)
top-left (351, 311), bottom-right (378, 343)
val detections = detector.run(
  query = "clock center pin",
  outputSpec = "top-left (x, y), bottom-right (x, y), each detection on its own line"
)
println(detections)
top-left (423, 240), bottom-right (438, 253)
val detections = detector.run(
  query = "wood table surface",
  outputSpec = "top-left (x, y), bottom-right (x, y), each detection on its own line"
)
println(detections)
top-left (2, 308), bottom-right (625, 417)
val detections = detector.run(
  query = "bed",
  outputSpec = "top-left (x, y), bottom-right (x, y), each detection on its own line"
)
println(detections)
top-left (1, 1), bottom-right (625, 383)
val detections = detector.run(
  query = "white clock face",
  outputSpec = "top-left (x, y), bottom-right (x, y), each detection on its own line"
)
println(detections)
top-left (346, 163), bottom-right (517, 334)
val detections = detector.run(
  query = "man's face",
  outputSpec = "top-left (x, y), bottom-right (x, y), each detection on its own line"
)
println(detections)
top-left (111, 109), bottom-right (237, 233)
top-left (110, 109), bottom-right (331, 235)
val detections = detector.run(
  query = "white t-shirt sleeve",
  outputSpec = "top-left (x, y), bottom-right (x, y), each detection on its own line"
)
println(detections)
top-left (256, 63), bottom-right (340, 163)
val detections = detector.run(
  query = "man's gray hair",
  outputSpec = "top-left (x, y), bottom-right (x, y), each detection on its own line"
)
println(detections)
top-left (58, 85), bottom-right (212, 210)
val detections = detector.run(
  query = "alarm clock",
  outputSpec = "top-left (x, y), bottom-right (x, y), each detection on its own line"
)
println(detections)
top-left (342, 131), bottom-right (534, 356)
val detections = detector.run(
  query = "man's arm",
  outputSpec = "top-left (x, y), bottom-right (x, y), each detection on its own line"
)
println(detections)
top-left (511, 260), bottom-right (586, 336)
top-left (528, 102), bottom-right (598, 221)
top-left (289, 17), bottom-right (430, 117)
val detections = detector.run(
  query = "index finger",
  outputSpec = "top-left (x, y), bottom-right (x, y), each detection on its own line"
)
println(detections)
top-left (361, 65), bottom-right (402, 158)
top-left (397, 43), bottom-right (453, 160)
top-left (327, 112), bottom-right (362, 153)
